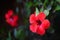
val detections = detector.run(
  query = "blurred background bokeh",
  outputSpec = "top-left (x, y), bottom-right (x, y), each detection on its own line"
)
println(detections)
top-left (0, 0), bottom-right (60, 40)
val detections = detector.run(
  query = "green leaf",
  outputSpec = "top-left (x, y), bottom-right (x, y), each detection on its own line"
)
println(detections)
top-left (40, 7), bottom-right (43, 12)
top-left (7, 32), bottom-right (11, 40)
top-left (33, 0), bottom-right (42, 6)
top-left (33, 0), bottom-right (37, 3)
top-left (43, 0), bottom-right (48, 8)
top-left (44, 10), bottom-right (49, 16)
top-left (27, 9), bottom-right (31, 17)
top-left (19, 30), bottom-right (25, 40)
top-left (16, 29), bottom-right (22, 38)
top-left (14, 28), bottom-right (22, 38)
top-left (14, 28), bottom-right (25, 40)
top-left (56, 0), bottom-right (60, 3)
top-left (28, 2), bottom-right (32, 8)
top-left (36, 8), bottom-right (39, 16)
top-left (25, 2), bottom-right (32, 8)
top-left (55, 5), bottom-right (60, 11)
top-left (50, 0), bottom-right (54, 5)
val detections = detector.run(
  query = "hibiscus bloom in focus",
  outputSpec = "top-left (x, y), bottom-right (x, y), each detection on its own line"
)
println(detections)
top-left (5, 10), bottom-right (18, 27)
top-left (29, 12), bottom-right (50, 35)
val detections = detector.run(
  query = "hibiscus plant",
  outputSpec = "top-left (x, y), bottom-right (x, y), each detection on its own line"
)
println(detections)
top-left (0, 0), bottom-right (60, 40)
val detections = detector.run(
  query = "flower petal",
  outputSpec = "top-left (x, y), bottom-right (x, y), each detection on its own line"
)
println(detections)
top-left (13, 15), bottom-right (18, 22)
top-left (29, 14), bottom-right (36, 24)
top-left (6, 18), bottom-right (17, 27)
top-left (41, 19), bottom-right (50, 29)
top-left (5, 14), bottom-right (10, 19)
top-left (10, 22), bottom-right (17, 27)
top-left (30, 24), bottom-right (38, 33)
top-left (7, 10), bottom-right (13, 16)
top-left (37, 26), bottom-right (45, 36)
top-left (38, 12), bottom-right (46, 22)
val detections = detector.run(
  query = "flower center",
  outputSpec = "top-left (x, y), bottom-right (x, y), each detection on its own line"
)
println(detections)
top-left (36, 20), bottom-right (42, 25)
top-left (10, 16), bottom-right (14, 21)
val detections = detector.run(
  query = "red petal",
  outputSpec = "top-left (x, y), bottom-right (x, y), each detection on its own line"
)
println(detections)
top-left (29, 14), bottom-right (36, 24)
top-left (37, 26), bottom-right (45, 36)
top-left (5, 14), bottom-right (10, 19)
top-left (30, 24), bottom-right (38, 33)
top-left (9, 18), bottom-right (17, 27)
top-left (41, 19), bottom-right (50, 29)
top-left (38, 12), bottom-right (46, 22)
top-left (10, 22), bottom-right (17, 27)
top-left (7, 10), bottom-right (13, 16)
top-left (13, 15), bottom-right (18, 22)
top-left (5, 10), bottom-right (13, 19)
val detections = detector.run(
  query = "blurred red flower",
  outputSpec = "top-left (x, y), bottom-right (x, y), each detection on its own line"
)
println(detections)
top-left (5, 10), bottom-right (18, 27)
top-left (29, 12), bottom-right (50, 35)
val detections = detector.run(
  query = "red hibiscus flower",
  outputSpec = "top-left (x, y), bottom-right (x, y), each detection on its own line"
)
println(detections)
top-left (5, 10), bottom-right (18, 27)
top-left (29, 12), bottom-right (50, 35)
